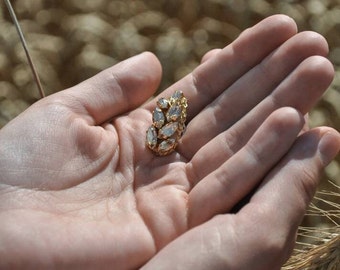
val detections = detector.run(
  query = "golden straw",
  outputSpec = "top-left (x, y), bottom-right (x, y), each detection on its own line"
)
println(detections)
top-left (4, 0), bottom-right (45, 98)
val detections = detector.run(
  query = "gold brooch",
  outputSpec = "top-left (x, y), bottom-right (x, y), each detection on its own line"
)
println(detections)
top-left (146, 90), bottom-right (188, 156)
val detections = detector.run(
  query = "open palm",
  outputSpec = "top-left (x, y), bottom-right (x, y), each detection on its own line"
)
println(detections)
top-left (1, 15), bottom-right (339, 270)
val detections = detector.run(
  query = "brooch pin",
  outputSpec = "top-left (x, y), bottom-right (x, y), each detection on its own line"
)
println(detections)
top-left (146, 90), bottom-right (188, 156)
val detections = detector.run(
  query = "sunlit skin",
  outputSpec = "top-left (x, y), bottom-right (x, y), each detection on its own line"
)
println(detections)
top-left (0, 15), bottom-right (339, 269)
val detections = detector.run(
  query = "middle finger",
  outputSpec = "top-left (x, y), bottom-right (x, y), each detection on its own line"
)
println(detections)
top-left (179, 31), bottom-right (329, 159)
top-left (188, 55), bottom-right (334, 181)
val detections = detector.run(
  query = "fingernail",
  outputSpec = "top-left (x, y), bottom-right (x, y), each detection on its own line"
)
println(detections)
top-left (318, 131), bottom-right (340, 166)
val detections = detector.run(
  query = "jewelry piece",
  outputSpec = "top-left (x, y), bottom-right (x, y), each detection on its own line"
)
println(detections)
top-left (146, 90), bottom-right (188, 156)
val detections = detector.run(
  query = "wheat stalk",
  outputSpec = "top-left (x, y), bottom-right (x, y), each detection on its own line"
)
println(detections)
top-left (284, 232), bottom-right (339, 270)
top-left (283, 182), bottom-right (340, 270)
top-left (4, 0), bottom-right (45, 98)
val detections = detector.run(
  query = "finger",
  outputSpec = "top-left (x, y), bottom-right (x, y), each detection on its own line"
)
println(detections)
top-left (231, 127), bottom-right (340, 268)
top-left (52, 52), bottom-right (162, 125)
top-left (143, 15), bottom-right (297, 117)
top-left (188, 107), bottom-right (305, 227)
top-left (200, 49), bottom-right (222, 64)
top-left (189, 56), bottom-right (334, 180)
top-left (141, 125), bottom-right (340, 270)
top-left (180, 31), bottom-right (329, 159)
top-left (243, 127), bottom-right (340, 226)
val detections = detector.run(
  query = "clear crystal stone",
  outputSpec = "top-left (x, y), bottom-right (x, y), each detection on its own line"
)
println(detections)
top-left (158, 122), bottom-right (178, 139)
top-left (157, 98), bottom-right (169, 109)
top-left (166, 105), bottom-right (182, 122)
top-left (146, 126), bottom-right (157, 148)
top-left (153, 107), bottom-right (165, 129)
top-left (158, 139), bottom-right (176, 153)
top-left (172, 90), bottom-right (183, 100)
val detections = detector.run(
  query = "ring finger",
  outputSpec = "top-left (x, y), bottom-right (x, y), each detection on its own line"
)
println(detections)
top-left (179, 31), bottom-right (329, 159)
top-left (188, 55), bottom-right (334, 181)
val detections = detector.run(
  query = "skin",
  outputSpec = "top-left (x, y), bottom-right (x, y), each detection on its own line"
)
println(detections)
top-left (0, 15), bottom-right (339, 269)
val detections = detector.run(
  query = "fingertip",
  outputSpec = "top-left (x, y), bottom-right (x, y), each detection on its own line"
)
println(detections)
top-left (305, 56), bottom-right (335, 84)
top-left (278, 56), bottom-right (335, 114)
top-left (245, 14), bottom-right (297, 38)
top-left (268, 107), bottom-right (305, 134)
top-left (139, 51), bottom-right (163, 82)
top-left (133, 51), bottom-right (163, 99)
top-left (114, 51), bottom-right (163, 95)
top-left (201, 49), bottom-right (222, 64)
top-left (266, 14), bottom-right (298, 33)
top-left (318, 128), bottom-right (340, 166)
top-left (298, 31), bottom-right (330, 56)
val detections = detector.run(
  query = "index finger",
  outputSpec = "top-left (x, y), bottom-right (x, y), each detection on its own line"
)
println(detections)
top-left (143, 15), bottom-right (298, 120)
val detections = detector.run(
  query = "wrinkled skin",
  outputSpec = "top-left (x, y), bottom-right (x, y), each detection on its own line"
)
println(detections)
top-left (0, 15), bottom-right (339, 270)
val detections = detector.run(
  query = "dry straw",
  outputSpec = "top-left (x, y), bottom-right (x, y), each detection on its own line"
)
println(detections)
top-left (3, 0), bottom-right (45, 98)
top-left (283, 182), bottom-right (340, 270)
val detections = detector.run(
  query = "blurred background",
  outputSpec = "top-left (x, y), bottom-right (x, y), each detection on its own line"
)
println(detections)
top-left (0, 0), bottom-right (339, 251)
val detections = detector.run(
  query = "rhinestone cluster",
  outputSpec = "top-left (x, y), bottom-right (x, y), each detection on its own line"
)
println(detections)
top-left (146, 90), bottom-right (188, 156)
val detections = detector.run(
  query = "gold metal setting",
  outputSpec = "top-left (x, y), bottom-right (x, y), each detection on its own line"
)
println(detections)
top-left (146, 90), bottom-right (188, 156)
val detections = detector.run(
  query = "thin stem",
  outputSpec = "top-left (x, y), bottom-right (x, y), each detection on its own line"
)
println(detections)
top-left (4, 0), bottom-right (46, 98)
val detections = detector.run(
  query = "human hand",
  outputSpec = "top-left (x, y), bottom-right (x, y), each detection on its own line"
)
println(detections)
top-left (0, 15), bottom-right (339, 270)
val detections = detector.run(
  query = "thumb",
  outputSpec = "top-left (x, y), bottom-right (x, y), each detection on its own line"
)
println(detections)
top-left (52, 52), bottom-right (162, 125)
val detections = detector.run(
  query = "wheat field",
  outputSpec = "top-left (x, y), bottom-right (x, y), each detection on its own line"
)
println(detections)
top-left (0, 1), bottom-right (339, 269)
